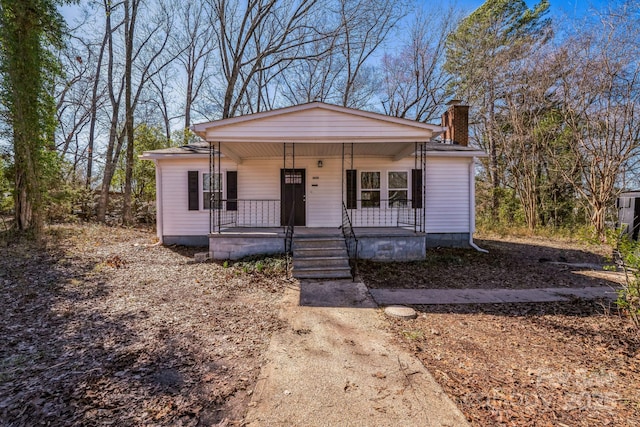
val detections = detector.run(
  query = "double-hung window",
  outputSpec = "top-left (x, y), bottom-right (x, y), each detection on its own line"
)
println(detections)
top-left (388, 171), bottom-right (408, 207)
top-left (361, 171), bottom-right (380, 208)
top-left (203, 173), bottom-right (222, 209)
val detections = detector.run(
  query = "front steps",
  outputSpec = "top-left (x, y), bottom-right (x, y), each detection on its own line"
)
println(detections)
top-left (292, 234), bottom-right (352, 280)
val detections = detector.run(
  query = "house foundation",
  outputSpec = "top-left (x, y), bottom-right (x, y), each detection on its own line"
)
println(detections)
top-left (209, 230), bottom-right (284, 260)
top-left (425, 232), bottom-right (471, 248)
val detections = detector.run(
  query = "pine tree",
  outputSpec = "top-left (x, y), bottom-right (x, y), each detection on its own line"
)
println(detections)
top-left (445, 0), bottom-right (551, 218)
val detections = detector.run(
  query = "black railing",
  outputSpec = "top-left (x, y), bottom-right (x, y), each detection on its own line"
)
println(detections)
top-left (210, 199), bottom-right (281, 232)
top-left (349, 199), bottom-right (424, 231)
top-left (341, 201), bottom-right (359, 280)
top-left (284, 204), bottom-right (295, 277)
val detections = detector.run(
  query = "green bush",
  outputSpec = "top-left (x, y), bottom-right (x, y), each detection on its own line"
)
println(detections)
top-left (612, 233), bottom-right (640, 330)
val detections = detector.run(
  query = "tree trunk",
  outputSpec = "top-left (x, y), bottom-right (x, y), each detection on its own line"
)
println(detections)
top-left (96, 0), bottom-right (121, 223)
top-left (86, 18), bottom-right (109, 190)
top-left (122, 0), bottom-right (137, 225)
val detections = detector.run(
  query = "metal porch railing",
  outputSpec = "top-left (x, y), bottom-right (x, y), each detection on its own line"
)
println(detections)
top-left (348, 199), bottom-right (424, 231)
top-left (210, 199), bottom-right (281, 232)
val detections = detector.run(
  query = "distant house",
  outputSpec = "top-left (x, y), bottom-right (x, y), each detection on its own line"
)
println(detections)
top-left (141, 102), bottom-right (485, 276)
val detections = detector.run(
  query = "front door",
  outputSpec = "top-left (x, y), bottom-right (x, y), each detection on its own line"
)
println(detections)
top-left (281, 169), bottom-right (306, 226)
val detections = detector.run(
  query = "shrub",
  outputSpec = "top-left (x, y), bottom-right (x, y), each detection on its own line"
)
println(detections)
top-left (612, 233), bottom-right (640, 330)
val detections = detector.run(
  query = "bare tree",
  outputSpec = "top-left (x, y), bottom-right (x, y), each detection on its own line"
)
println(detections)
top-left (55, 42), bottom-right (94, 171)
top-left (171, 0), bottom-right (215, 138)
top-left (278, 35), bottom-right (343, 105)
top-left (208, 0), bottom-right (325, 118)
top-left (380, 6), bottom-right (459, 122)
top-left (122, 0), bottom-right (176, 224)
top-left (555, 2), bottom-right (640, 238)
top-left (498, 47), bottom-right (566, 230)
top-left (95, 0), bottom-right (176, 223)
top-left (96, 0), bottom-right (126, 222)
top-left (335, 0), bottom-right (407, 109)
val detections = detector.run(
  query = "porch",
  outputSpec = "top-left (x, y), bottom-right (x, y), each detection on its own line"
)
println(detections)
top-left (208, 225), bottom-right (428, 261)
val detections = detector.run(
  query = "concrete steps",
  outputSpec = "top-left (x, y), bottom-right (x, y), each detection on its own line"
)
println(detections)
top-left (292, 235), bottom-right (352, 280)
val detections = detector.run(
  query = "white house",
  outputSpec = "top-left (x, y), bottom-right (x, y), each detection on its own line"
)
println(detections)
top-left (141, 102), bottom-right (485, 277)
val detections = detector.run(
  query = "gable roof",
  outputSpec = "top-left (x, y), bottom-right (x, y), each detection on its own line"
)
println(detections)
top-left (191, 102), bottom-right (446, 143)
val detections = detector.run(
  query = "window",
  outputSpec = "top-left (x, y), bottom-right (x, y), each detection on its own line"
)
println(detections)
top-left (284, 171), bottom-right (303, 184)
top-left (203, 173), bottom-right (222, 209)
top-left (388, 171), bottom-right (408, 207)
top-left (361, 171), bottom-right (380, 208)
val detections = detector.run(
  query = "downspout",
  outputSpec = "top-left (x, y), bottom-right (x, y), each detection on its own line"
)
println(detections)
top-left (469, 158), bottom-right (488, 253)
top-left (155, 159), bottom-right (163, 244)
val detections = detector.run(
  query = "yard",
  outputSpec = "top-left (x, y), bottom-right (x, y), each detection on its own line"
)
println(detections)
top-left (1, 224), bottom-right (639, 426)
top-left (361, 237), bottom-right (640, 426)
top-left (0, 224), bottom-right (288, 426)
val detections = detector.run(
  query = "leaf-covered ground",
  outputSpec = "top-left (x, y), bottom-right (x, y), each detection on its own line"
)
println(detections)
top-left (2, 226), bottom-right (638, 426)
top-left (0, 224), bottom-right (288, 426)
top-left (361, 237), bottom-right (615, 289)
top-left (375, 236), bottom-right (640, 426)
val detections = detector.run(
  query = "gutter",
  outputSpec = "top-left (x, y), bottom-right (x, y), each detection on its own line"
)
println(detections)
top-left (469, 158), bottom-right (488, 253)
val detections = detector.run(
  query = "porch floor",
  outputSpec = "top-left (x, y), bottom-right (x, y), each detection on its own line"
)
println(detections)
top-left (209, 226), bottom-right (425, 237)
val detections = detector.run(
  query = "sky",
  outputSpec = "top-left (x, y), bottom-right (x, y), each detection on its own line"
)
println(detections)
top-left (451, 0), bottom-right (613, 17)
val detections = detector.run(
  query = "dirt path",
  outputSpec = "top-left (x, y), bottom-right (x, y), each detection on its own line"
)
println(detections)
top-left (245, 280), bottom-right (468, 426)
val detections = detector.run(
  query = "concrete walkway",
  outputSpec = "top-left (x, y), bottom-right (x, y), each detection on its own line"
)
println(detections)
top-left (245, 280), bottom-right (469, 427)
top-left (369, 286), bottom-right (619, 305)
top-left (244, 282), bottom-right (619, 426)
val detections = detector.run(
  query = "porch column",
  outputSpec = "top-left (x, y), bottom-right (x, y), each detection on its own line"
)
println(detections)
top-left (209, 141), bottom-right (221, 234)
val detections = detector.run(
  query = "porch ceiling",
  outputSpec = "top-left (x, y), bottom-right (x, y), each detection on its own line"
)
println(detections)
top-left (216, 142), bottom-right (418, 163)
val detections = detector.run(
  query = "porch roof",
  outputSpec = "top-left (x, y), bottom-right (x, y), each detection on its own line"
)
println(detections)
top-left (191, 102), bottom-right (446, 144)
top-left (140, 141), bottom-right (487, 161)
top-left (187, 102), bottom-right (455, 163)
top-left (142, 103), bottom-right (488, 162)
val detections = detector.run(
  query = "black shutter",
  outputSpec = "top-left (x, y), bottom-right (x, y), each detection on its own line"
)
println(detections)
top-left (412, 169), bottom-right (423, 209)
top-left (226, 171), bottom-right (237, 211)
top-left (346, 169), bottom-right (357, 209)
top-left (188, 171), bottom-right (199, 210)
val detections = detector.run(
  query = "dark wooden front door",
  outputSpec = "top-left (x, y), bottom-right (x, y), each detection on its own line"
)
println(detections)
top-left (281, 169), bottom-right (306, 226)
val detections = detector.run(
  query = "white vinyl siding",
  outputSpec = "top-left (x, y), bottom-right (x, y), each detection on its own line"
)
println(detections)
top-left (237, 159), bottom-right (282, 227)
top-left (156, 154), bottom-right (473, 237)
top-left (302, 158), bottom-right (342, 227)
top-left (158, 158), bottom-right (236, 237)
top-left (425, 157), bottom-right (471, 233)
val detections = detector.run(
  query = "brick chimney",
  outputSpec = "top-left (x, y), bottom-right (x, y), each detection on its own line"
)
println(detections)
top-left (441, 100), bottom-right (469, 146)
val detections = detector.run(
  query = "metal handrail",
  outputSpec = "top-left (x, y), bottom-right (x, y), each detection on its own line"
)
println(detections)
top-left (284, 204), bottom-right (296, 277)
top-left (341, 201), bottom-right (359, 280)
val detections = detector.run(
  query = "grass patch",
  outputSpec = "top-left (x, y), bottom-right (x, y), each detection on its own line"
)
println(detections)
top-left (221, 254), bottom-right (288, 276)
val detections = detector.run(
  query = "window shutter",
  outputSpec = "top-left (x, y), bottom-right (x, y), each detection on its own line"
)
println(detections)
top-left (226, 171), bottom-right (237, 211)
top-left (188, 171), bottom-right (199, 210)
top-left (346, 169), bottom-right (357, 209)
top-left (412, 169), bottom-right (423, 209)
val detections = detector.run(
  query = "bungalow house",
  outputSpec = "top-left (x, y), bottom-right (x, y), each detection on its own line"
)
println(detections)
top-left (141, 101), bottom-right (486, 279)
